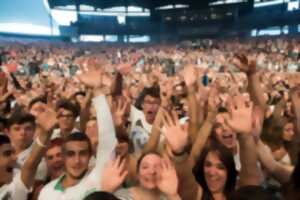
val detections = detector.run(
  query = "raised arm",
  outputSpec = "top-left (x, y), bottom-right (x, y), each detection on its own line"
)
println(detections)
top-left (257, 140), bottom-right (293, 184)
top-left (161, 106), bottom-right (211, 200)
top-left (142, 107), bottom-right (164, 153)
top-left (189, 87), bottom-right (220, 166)
top-left (233, 54), bottom-right (267, 113)
top-left (101, 156), bottom-right (128, 193)
top-left (21, 105), bottom-right (57, 189)
top-left (78, 68), bottom-right (118, 176)
top-left (182, 66), bottom-right (200, 142)
top-left (225, 94), bottom-right (261, 187)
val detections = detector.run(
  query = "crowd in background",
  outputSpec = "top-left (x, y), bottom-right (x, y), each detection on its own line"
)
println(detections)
top-left (0, 35), bottom-right (300, 200)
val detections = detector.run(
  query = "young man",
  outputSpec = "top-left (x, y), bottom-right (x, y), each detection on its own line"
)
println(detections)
top-left (129, 86), bottom-right (161, 155)
top-left (39, 94), bottom-right (117, 200)
top-left (45, 138), bottom-right (64, 180)
top-left (0, 106), bottom-right (56, 200)
top-left (29, 138), bottom-right (65, 200)
top-left (52, 99), bottom-right (80, 139)
top-left (6, 111), bottom-right (48, 180)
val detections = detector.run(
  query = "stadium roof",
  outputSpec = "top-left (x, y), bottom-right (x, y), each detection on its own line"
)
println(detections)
top-left (47, 0), bottom-right (216, 10)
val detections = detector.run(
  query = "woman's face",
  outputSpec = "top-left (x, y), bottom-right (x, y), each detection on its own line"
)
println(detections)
top-left (204, 151), bottom-right (227, 194)
top-left (138, 154), bottom-right (162, 189)
top-left (282, 122), bottom-right (294, 142)
top-left (214, 114), bottom-right (237, 150)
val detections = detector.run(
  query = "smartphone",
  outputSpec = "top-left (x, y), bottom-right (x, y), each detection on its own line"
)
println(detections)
top-left (202, 74), bottom-right (209, 86)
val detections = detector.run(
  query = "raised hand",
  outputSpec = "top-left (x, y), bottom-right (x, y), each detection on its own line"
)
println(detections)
top-left (207, 86), bottom-right (221, 116)
top-left (162, 110), bottom-right (188, 154)
top-left (101, 156), bottom-right (128, 193)
top-left (225, 94), bottom-right (253, 134)
top-left (156, 156), bottom-right (179, 198)
top-left (182, 65), bottom-right (197, 87)
top-left (112, 98), bottom-right (129, 127)
top-left (77, 68), bottom-right (103, 88)
top-left (159, 80), bottom-right (172, 108)
top-left (232, 54), bottom-right (257, 74)
top-left (35, 104), bottom-right (57, 133)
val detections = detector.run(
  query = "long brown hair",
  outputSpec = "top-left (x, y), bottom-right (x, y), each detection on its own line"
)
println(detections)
top-left (193, 141), bottom-right (237, 200)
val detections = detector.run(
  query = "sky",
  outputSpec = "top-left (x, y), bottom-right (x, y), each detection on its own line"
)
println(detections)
top-left (0, 0), bottom-right (60, 35)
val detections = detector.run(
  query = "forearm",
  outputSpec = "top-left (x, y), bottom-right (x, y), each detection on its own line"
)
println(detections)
top-left (238, 134), bottom-right (261, 187)
top-left (93, 95), bottom-right (118, 168)
top-left (21, 128), bottom-right (51, 189)
top-left (143, 126), bottom-right (161, 153)
top-left (187, 87), bottom-right (200, 142)
top-left (257, 140), bottom-right (293, 184)
top-left (248, 73), bottom-right (267, 113)
top-left (143, 109), bottom-right (163, 153)
top-left (190, 115), bottom-right (214, 165)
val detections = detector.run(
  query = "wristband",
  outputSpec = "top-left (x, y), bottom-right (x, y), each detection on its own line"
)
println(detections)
top-left (35, 137), bottom-right (46, 148)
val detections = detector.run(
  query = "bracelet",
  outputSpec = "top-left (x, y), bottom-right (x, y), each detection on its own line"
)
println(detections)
top-left (35, 137), bottom-right (47, 148)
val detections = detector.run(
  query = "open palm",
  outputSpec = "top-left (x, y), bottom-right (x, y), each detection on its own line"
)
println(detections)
top-left (156, 156), bottom-right (179, 197)
top-left (163, 111), bottom-right (188, 154)
top-left (226, 95), bottom-right (253, 134)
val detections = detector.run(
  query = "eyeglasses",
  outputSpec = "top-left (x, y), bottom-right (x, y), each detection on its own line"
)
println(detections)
top-left (143, 100), bottom-right (160, 105)
top-left (57, 114), bottom-right (74, 119)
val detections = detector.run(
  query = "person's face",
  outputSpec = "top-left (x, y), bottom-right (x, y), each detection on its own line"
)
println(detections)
top-left (45, 145), bottom-right (64, 179)
top-left (8, 122), bottom-right (35, 150)
top-left (63, 141), bottom-right (91, 180)
top-left (282, 123), bottom-right (294, 142)
top-left (129, 85), bottom-right (140, 100)
top-left (214, 114), bottom-right (237, 150)
top-left (0, 143), bottom-right (16, 184)
top-left (57, 108), bottom-right (75, 132)
top-left (85, 120), bottom-right (98, 154)
top-left (29, 102), bottom-right (46, 117)
top-left (204, 151), bottom-right (227, 194)
top-left (142, 95), bottom-right (160, 124)
top-left (138, 154), bottom-right (161, 189)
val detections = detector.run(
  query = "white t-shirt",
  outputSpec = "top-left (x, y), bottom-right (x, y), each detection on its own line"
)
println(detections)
top-left (38, 95), bottom-right (117, 200)
top-left (14, 145), bottom-right (48, 181)
top-left (38, 171), bottom-right (98, 200)
top-left (0, 173), bottom-right (30, 200)
top-left (129, 106), bottom-right (152, 155)
top-left (51, 128), bottom-right (80, 140)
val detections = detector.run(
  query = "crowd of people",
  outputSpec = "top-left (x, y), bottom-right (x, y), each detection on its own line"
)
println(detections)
top-left (0, 35), bottom-right (300, 200)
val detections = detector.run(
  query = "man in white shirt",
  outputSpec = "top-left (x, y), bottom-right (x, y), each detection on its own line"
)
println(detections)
top-left (39, 95), bottom-right (117, 200)
top-left (6, 111), bottom-right (47, 180)
top-left (130, 86), bottom-right (161, 155)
